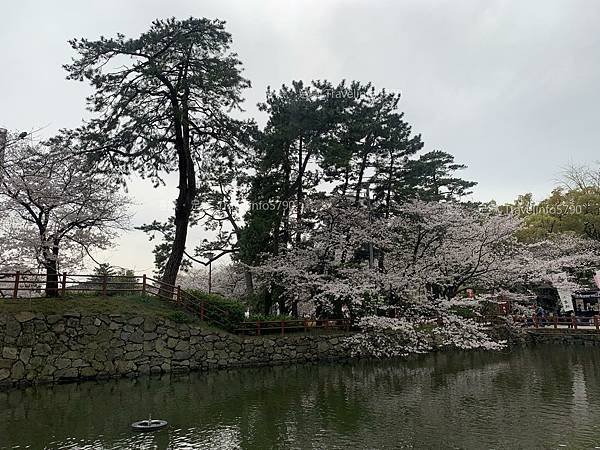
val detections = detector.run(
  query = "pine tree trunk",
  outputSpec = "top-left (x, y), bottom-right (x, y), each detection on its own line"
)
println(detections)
top-left (160, 94), bottom-right (196, 293)
top-left (160, 201), bottom-right (191, 290)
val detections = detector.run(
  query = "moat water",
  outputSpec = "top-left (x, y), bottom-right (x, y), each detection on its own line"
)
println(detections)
top-left (2, 345), bottom-right (600, 449)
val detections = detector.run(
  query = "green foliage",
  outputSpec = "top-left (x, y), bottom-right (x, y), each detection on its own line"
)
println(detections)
top-left (0, 294), bottom-right (200, 323)
top-left (414, 322), bottom-right (437, 333)
top-left (504, 187), bottom-right (600, 242)
top-left (398, 150), bottom-right (477, 202)
top-left (480, 301), bottom-right (502, 317)
top-left (187, 289), bottom-right (246, 329)
top-left (449, 305), bottom-right (478, 319)
top-left (242, 289), bottom-right (274, 316)
top-left (247, 313), bottom-right (294, 322)
top-left (86, 266), bottom-right (140, 296)
top-left (64, 17), bottom-right (250, 184)
top-left (167, 311), bottom-right (194, 324)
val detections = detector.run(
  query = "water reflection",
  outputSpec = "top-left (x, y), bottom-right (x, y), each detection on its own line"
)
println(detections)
top-left (2, 345), bottom-right (600, 449)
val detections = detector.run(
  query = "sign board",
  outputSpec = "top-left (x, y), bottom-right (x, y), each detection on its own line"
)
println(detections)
top-left (557, 289), bottom-right (574, 312)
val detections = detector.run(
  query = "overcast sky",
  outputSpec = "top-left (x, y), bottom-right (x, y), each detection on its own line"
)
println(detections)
top-left (2, 0), bottom-right (600, 273)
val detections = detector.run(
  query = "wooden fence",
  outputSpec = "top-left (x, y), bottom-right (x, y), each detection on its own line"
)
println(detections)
top-left (0, 271), bottom-right (185, 301)
top-left (0, 271), bottom-right (350, 335)
top-left (0, 271), bottom-right (231, 329)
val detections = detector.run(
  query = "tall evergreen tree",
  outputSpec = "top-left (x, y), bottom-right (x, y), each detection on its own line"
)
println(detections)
top-left (399, 150), bottom-right (477, 202)
top-left (64, 17), bottom-right (251, 288)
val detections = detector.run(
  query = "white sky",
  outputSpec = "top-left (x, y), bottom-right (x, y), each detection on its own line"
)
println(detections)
top-left (2, 0), bottom-right (600, 273)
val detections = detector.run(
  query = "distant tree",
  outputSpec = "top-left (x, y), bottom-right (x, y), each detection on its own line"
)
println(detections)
top-left (399, 150), bottom-right (477, 202)
top-left (559, 162), bottom-right (600, 191)
top-left (0, 140), bottom-right (130, 296)
top-left (86, 264), bottom-right (139, 295)
top-left (504, 164), bottom-right (600, 242)
top-left (93, 263), bottom-right (117, 278)
top-left (63, 17), bottom-right (251, 288)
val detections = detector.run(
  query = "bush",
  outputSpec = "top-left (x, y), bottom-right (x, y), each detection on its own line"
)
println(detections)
top-left (480, 300), bottom-right (502, 317)
top-left (247, 313), bottom-right (293, 322)
top-left (168, 311), bottom-right (193, 323)
top-left (449, 305), bottom-right (478, 319)
top-left (186, 290), bottom-right (246, 330)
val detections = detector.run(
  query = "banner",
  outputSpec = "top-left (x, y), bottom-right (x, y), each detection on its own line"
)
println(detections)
top-left (557, 289), bottom-right (574, 312)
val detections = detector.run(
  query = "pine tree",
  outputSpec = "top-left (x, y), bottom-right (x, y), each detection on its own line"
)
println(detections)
top-left (64, 17), bottom-right (250, 288)
top-left (399, 150), bottom-right (477, 202)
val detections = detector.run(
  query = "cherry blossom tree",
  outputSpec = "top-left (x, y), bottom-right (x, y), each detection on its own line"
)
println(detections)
top-left (253, 197), bottom-right (600, 317)
top-left (0, 140), bottom-right (130, 296)
top-left (396, 201), bottom-right (527, 299)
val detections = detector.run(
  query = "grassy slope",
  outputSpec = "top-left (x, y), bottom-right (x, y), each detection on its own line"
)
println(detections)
top-left (0, 294), bottom-right (201, 323)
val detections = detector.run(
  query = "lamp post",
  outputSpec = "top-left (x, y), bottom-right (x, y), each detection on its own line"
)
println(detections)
top-left (206, 252), bottom-right (215, 294)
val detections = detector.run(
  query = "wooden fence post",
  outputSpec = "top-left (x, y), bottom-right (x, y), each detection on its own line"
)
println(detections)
top-left (572, 316), bottom-right (578, 330)
top-left (142, 274), bottom-right (147, 295)
top-left (102, 274), bottom-right (107, 296)
top-left (200, 301), bottom-right (205, 321)
top-left (61, 272), bottom-right (67, 297)
top-left (12, 271), bottom-right (20, 299)
top-left (176, 286), bottom-right (181, 305)
top-left (595, 316), bottom-right (599, 331)
top-left (281, 320), bottom-right (285, 336)
top-left (554, 316), bottom-right (558, 329)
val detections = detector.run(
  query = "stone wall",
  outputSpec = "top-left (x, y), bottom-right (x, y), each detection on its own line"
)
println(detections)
top-left (526, 329), bottom-right (600, 346)
top-left (0, 312), bottom-right (352, 388)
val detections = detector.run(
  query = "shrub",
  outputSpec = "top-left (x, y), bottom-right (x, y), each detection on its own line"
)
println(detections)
top-left (186, 290), bottom-right (246, 330)
top-left (247, 313), bottom-right (294, 322)
top-left (168, 311), bottom-right (193, 323)
top-left (480, 300), bottom-right (502, 317)
top-left (449, 305), bottom-right (477, 319)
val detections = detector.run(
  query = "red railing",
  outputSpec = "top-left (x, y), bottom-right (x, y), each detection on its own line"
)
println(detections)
top-left (235, 318), bottom-right (351, 336)
top-left (513, 315), bottom-right (600, 331)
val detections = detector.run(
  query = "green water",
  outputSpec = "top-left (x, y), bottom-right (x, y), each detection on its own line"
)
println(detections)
top-left (2, 345), bottom-right (600, 449)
